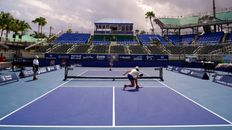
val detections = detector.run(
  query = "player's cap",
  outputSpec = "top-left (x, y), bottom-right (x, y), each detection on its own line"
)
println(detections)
top-left (34, 55), bottom-right (39, 58)
top-left (135, 66), bottom-right (139, 71)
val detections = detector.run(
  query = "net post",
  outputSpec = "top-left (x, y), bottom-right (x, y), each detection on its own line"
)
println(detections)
top-left (160, 67), bottom-right (164, 81)
top-left (155, 67), bottom-right (164, 81)
top-left (63, 66), bottom-right (67, 81)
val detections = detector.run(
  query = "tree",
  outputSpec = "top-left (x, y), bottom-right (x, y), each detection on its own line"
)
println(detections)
top-left (32, 17), bottom-right (47, 38)
top-left (140, 30), bottom-right (146, 34)
top-left (145, 11), bottom-right (155, 34)
top-left (66, 28), bottom-right (72, 33)
top-left (135, 29), bottom-right (140, 35)
top-left (0, 12), bottom-right (14, 40)
top-left (39, 17), bottom-right (47, 34)
top-left (19, 20), bottom-right (31, 35)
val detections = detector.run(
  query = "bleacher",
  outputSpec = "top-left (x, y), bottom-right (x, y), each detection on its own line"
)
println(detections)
top-left (110, 45), bottom-right (126, 54)
top-left (147, 45), bottom-right (167, 54)
top-left (90, 45), bottom-right (109, 54)
top-left (116, 35), bottom-right (138, 44)
top-left (227, 32), bottom-right (232, 43)
top-left (166, 35), bottom-right (181, 45)
top-left (128, 45), bottom-right (147, 54)
top-left (165, 45), bottom-right (198, 54)
top-left (197, 32), bottom-right (224, 44)
top-left (50, 44), bottom-right (73, 53)
top-left (92, 41), bottom-right (111, 45)
top-left (69, 45), bottom-right (90, 54)
top-left (91, 35), bottom-right (111, 45)
top-left (181, 34), bottom-right (195, 44)
top-left (137, 34), bottom-right (167, 45)
top-left (54, 33), bottom-right (90, 44)
top-left (196, 44), bottom-right (228, 54)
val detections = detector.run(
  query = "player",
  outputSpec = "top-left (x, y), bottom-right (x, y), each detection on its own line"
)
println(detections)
top-left (109, 55), bottom-right (116, 71)
top-left (33, 55), bottom-right (39, 80)
top-left (123, 66), bottom-right (143, 90)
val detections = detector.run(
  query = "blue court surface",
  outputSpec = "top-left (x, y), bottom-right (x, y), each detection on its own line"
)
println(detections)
top-left (0, 67), bottom-right (232, 130)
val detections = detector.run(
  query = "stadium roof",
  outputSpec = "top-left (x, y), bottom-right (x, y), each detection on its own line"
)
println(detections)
top-left (95, 18), bottom-right (133, 24)
top-left (8, 35), bottom-right (37, 42)
top-left (158, 11), bottom-right (232, 28)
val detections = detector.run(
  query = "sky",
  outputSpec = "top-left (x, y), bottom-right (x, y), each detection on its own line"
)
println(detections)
top-left (0, 0), bottom-right (232, 34)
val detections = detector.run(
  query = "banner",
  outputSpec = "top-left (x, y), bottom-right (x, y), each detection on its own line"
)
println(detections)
top-left (0, 73), bottom-right (19, 85)
top-left (167, 66), bottom-right (208, 80)
top-left (45, 53), bottom-right (169, 62)
top-left (213, 74), bottom-right (232, 87)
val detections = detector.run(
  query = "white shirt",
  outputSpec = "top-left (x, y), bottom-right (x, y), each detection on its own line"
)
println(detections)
top-left (128, 69), bottom-right (139, 78)
top-left (33, 59), bottom-right (39, 66)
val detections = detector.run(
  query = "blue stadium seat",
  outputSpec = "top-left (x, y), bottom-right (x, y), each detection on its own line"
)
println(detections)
top-left (197, 32), bottom-right (224, 44)
top-left (181, 34), bottom-right (196, 45)
top-left (227, 32), bottom-right (232, 43)
top-left (54, 33), bottom-right (91, 44)
top-left (137, 34), bottom-right (167, 45)
top-left (166, 35), bottom-right (181, 45)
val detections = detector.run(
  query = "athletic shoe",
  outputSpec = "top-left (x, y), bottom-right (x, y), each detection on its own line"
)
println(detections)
top-left (123, 85), bottom-right (127, 91)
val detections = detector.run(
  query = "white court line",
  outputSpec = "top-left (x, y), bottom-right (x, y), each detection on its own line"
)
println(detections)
top-left (112, 86), bottom-right (115, 127)
top-left (64, 86), bottom-right (165, 88)
top-left (158, 81), bottom-right (232, 125)
top-left (0, 124), bottom-right (231, 128)
top-left (142, 70), bottom-right (232, 125)
top-left (0, 70), bottom-right (88, 121)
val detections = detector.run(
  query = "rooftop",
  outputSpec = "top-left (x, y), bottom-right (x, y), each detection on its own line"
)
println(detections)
top-left (95, 18), bottom-right (133, 24)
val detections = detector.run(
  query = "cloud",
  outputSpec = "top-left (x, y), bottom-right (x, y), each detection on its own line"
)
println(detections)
top-left (1, 0), bottom-right (231, 34)
top-left (9, 10), bottom-right (21, 18)
top-left (21, 0), bottom-right (53, 11)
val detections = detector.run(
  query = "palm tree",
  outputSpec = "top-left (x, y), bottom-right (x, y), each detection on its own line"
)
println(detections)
top-left (0, 12), bottom-right (14, 40)
top-left (32, 17), bottom-right (41, 34)
top-left (135, 29), bottom-right (140, 35)
top-left (19, 20), bottom-right (31, 35)
top-left (4, 14), bottom-right (14, 40)
top-left (32, 17), bottom-right (47, 38)
top-left (10, 19), bottom-right (20, 35)
top-left (145, 11), bottom-right (155, 34)
top-left (0, 12), bottom-right (4, 40)
top-left (39, 17), bottom-right (47, 34)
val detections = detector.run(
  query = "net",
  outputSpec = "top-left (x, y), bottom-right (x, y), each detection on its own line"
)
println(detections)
top-left (64, 66), bottom-right (164, 81)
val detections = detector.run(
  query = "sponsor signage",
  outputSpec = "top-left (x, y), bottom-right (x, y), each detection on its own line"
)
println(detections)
top-left (38, 67), bottom-right (47, 74)
top-left (0, 73), bottom-right (19, 85)
top-left (213, 74), bottom-right (232, 87)
top-left (167, 66), bottom-right (206, 79)
top-left (180, 69), bottom-right (192, 75)
top-left (22, 70), bottom-right (34, 77)
top-left (45, 54), bottom-right (169, 62)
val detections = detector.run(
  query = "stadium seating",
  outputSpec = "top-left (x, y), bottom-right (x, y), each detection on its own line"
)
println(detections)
top-left (165, 45), bottom-right (199, 54)
top-left (54, 33), bottom-right (90, 44)
top-left (69, 45), bottom-right (90, 53)
top-left (197, 32), bottom-right (224, 44)
top-left (146, 45), bottom-right (167, 54)
top-left (227, 32), bottom-right (232, 43)
top-left (91, 35), bottom-right (111, 45)
top-left (50, 44), bottom-right (73, 53)
top-left (129, 45), bottom-right (147, 54)
top-left (116, 35), bottom-right (138, 44)
top-left (181, 34), bottom-right (196, 44)
top-left (90, 45), bottom-right (109, 54)
top-left (137, 34), bottom-right (168, 45)
top-left (196, 44), bottom-right (227, 54)
top-left (92, 41), bottom-right (111, 45)
top-left (110, 45), bottom-right (127, 54)
top-left (166, 35), bottom-right (181, 45)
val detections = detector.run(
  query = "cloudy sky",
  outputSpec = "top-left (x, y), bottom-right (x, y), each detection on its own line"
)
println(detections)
top-left (1, 0), bottom-right (231, 34)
